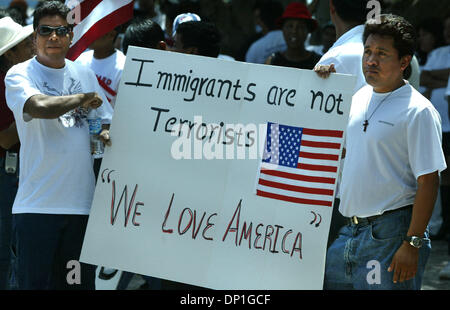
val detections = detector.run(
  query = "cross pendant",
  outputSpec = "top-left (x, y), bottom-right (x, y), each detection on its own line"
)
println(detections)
top-left (363, 120), bottom-right (369, 132)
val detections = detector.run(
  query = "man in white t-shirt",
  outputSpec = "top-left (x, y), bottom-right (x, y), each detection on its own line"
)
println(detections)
top-left (324, 15), bottom-right (446, 290)
top-left (314, 0), bottom-right (369, 94)
top-left (4, 1), bottom-right (112, 290)
top-left (76, 28), bottom-right (126, 179)
top-left (313, 0), bottom-right (370, 248)
top-left (245, 0), bottom-right (286, 64)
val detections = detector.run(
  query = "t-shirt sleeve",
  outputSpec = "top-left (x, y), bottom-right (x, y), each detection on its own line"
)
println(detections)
top-left (407, 106), bottom-right (447, 179)
top-left (422, 49), bottom-right (438, 71)
top-left (5, 67), bottom-right (41, 123)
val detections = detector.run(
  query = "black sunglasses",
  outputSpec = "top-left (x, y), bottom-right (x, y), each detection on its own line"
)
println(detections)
top-left (37, 25), bottom-right (71, 37)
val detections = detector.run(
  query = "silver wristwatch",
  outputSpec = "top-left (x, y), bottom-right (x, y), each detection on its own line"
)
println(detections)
top-left (404, 236), bottom-right (424, 248)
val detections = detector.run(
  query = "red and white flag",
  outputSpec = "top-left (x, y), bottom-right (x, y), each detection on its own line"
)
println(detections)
top-left (65, 0), bottom-right (133, 61)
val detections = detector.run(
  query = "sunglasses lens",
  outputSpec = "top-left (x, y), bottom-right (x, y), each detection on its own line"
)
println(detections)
top-left (38, 26), bottom-right (69, 36)
top-left (39, 26), bottom-right (53, 36)
top-left (56, 27), bottom-right (69, 36)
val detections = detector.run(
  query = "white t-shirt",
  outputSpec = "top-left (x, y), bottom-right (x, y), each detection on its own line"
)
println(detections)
top-left (340, 83), bottom-right (446, 217)
top-left (245, 30), bottom-right (287, 64)
top-left (317, 25), bottom-right (366, 94)
top-left (423, 45), bottom-right (450, 132)
top-left (76, 49), bottom-right (126, 109)
top-left (5, 57), bottom-right (113, 215)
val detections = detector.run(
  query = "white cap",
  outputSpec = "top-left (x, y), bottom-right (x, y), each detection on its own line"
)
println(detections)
top-left (172, 12), bottom-right (201, 37)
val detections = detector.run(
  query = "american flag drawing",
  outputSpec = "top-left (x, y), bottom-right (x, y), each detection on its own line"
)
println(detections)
top-left (256, 122), bottom-right (343, 207)
top-left (65, 0), bottom-right (134, 61)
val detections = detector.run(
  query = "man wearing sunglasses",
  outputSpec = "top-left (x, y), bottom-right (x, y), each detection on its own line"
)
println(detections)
top-left (4, 1), bottom-right (113, 290)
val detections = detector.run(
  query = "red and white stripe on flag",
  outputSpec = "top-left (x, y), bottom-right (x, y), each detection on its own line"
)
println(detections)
top-left (65, 0), bottom-right (133, 61)
top-left (256, 124), bottom-right (343, 207)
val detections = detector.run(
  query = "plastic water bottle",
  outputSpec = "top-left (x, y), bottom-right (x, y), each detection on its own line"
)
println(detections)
top-left (87, 109), bottom-right (104, 158)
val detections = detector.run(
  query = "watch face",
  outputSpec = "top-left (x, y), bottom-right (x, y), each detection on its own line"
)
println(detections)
top-left (411, 237), bottom-right (423, 248)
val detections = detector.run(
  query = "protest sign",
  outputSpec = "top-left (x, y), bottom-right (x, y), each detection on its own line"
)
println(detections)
top-left (80, 47), bottom-right (356, 289)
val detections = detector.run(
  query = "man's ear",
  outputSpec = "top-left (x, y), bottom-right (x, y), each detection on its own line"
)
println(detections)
top-left (69, 30), bottom-right (74, 44)
top-left (400, 55), bottom-right (412, 71)
top-left (329, 0), bottom-right (336, 15)
top-left (156, 41), bottom-right (167, 51)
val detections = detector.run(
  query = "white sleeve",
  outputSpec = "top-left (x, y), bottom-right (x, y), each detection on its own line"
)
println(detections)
top-left (5, 68), bottom-right (41, 123)
top-left (407, 106), bottom-right (447, 179)
top-left (422, 49), bottom-right (438, 71)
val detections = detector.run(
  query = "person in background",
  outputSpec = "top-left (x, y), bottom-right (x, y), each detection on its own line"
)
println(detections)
top-left (420, 14), bottom-right (450, 242)
top-left (440, 77), bottom-right (450, 280)
top-left (265, 2), bottom-right (321, 69)
top-left (112, 17), bottom-right (167, 290)
top-left (416, 18), bottom-right (445, 71)
top-left (307, 23), bottom-right (336, 56)
top-left (314, 0), bottom-right (370, 249)
top-left (76, 27), bottom-right (126, 178)
top-left (0, 15), bottom-right (33, 290)
top-left (172, 20), bottom-right (221, 58)
top-left (245, 0), bottom-right (285, 64)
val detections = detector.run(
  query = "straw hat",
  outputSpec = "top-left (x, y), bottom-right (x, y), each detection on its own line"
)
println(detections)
top-left (0, 17), bottom-right (33, 56)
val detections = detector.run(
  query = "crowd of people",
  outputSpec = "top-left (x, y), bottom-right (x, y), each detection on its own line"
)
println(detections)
top-left (0, 0), bottom-right (449, 290)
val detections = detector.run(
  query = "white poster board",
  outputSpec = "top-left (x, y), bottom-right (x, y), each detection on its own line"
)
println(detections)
top-left (80, 47), bottom-right (355, 290)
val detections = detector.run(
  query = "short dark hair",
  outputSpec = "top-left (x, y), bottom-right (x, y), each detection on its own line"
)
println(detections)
top-left (176, 21), bottom-right (221, 57)
top-left (33, 0), bottom-right (72, 30)
top-left (122, 17), bottom-right (165, 54)
top-left (332, 0), bottom-right (370, 24)
top-left (255, 0), bottom-right (284, 31)
top-left (363, 14), bottom-right (416, 58)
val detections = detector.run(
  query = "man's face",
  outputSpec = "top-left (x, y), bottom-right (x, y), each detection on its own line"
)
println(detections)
top-left (444, 17), bottom-right (450, 45)
top-left (363, 34), bottom-right (410, 92)
top-left (282, 19), bottom-right (308, 49)
top-left (34, 15), bottom-right (73, 68)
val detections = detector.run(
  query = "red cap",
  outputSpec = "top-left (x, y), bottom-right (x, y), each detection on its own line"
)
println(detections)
top-left (277, 2), bottom-right (318, 32)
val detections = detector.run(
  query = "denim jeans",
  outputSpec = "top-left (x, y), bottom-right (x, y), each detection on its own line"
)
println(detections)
top-left (324, 207), bottom-right (431, 290)
top-left (11, 213), bottom-right (96, 290)
top-left (0, 157), bottom-right (18, 289)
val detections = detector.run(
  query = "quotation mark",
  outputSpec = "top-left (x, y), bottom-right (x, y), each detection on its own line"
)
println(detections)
top-left (310, 211), bottom-right (322, 227)
top-left (101, 168), bottom-right (115, 183)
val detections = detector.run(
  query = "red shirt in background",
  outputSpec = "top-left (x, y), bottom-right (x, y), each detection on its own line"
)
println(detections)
top-left (0, 72), bottom-right (19, 157)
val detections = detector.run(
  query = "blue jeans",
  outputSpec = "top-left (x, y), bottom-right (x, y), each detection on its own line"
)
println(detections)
top-left (0, 157), bottom-right (18, 289)
top-left (324, 207), bottom-right (431, 290)
top-left (11, 213), bottom-right (96, 290)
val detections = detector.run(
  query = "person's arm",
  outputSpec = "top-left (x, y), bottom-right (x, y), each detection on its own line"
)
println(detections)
top-left (388, 171), bottom-right (439, 283)
top-left (308, 0), bottom-right (320, 14)
top-left (420, 69), bottom-right (449, 89)
top-left (23, 92), bottom-right (103, 119)
top-left (0, 122), bottom-right (19, 149)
